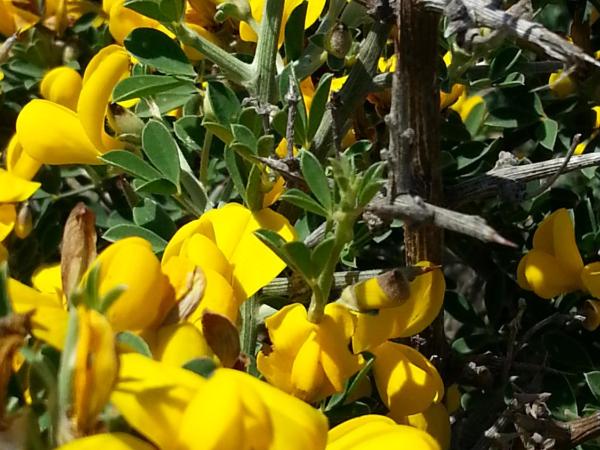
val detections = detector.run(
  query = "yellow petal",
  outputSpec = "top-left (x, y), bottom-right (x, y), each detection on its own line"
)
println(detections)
top-left (91, 237), bottom-right (171, 332)
top-left (0, 169), bottom-right (40, 202)
top-left (73, 307), bottom-right (118, 432)
top-left (533, 209), bottom-right (583, 276)
top-left (205, 203), bottom-right (296, 299)
top-left (582, 299), bottom-right (600, 331)
top-left (581, 262), bottom-right (600, 298)
top-left (0, 204), bottom-right (16, 241)
top-left (373, 342), bottom-right (444, 416)
top-left (305, 0), bottom-right (326, 29)
top-left (327, 415), bottom-right (440, 450)
top-left (8, 278), bottom-right (67, 349)
top-left (393, 403), bottom-right (451, 450)
top-left (78, 44), bottom-right (129, 152)
top-left (263, 303), bottom-right (314, 352)
top-left (154, 322), bottom-right (215, 366)
top-left (290, 330), bottom-right (326, 400)
top-left (162, 215), bottom-right (215, 265)
top-left (549, 71), bottom-right (575, 98)
top-left (178, 371), bottom-right (246, 450)
top-left (40, 66), bottom-right (83, 110)
top-left (439, 84), bottom-right (464, 110)
top-left (521, 249), bottom-right (579, 299)
top-left (226, 368), bottom-right (328, 450)
top-left (107, 0), bottom-right (162, 44)
top-left (111, 353), bottom-right (205, 448)
top-left (181, 233), bottom-right (232, 279)
top-left (31, 263), bottom-right (64, 299)
top-left (352, 262), bottom-right (445, 352)
top-left (16, 99), bottom-right (101, 165)
top-left (55, 433), bottom-right (155, 450)
top-left (5, 135), bottom-right (41, 181)
top-left (0, 242), bottom-right (6, 262)
top-left (186, 267), bottom-right (239, 324)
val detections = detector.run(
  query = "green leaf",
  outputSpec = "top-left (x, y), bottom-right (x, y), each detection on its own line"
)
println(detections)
top-left (133, 198), bottom-right (176, 240)
top-left (586, 371), bottom-right (600, 402)
top-left (123, 0), bottom-right (166, 21)
top-left (536, 118), bottom-right (559, 150)
top-left (300, 150), bottom-right (332, 210)
top-left (224, 149), bottom-right (248, 203)
top-left (254, 229), bottom-right (289, 261)
top-left (174, 115), bottom-right (205, 150)
top-left (204, 81), bottom-right (241, 125)
top-left (280, 188), bottom-right (328, 216)
top-left (284, 2), bottom-right (307, 62)
top-left (101, 150), bottom-right (162, 181)
top-left (113, 75), bottom-right (195, 102)
top-left (232, 124), bottom-right (258, 154)
top-left (204, 121), bottom-right (233, 145)
top-left (135, 87), bottom-right (198, 117)
top-left (103, 224), bottom-right (168, 253)
top-left (307, 73), bottom-right (333, 141)
top-left (183, 358), bottom-right (217, 377)
top-left (116, 331), bottom-right (153, 357)
top-left (124, 28), bottom-right (195, 76)
top-left (357, 162), bottom-right (384, 207)
top-left (142, 119), bottom-right (181, 187)
top-left (283, 241), bottom-right (315, 280)
top-left (325, 354), bottom-right (374, 411)
top-left (311, 236), bottom-right (335, 269)
top-left (133, 178), bottom-right (178, 195)
top-left (489, 47), bottom-right (522, 81)
top-left (246, 164), bottom-right (264, 211)
top-left (0, 262), bottom-right (11, 317)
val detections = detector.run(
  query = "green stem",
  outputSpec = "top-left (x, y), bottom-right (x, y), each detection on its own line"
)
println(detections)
top-left (171, 22), bottom-right (253, 87)
top-left (251, 0), bottom-right (284, 103)
top-left (307, 213), bottom-right (355, 323)
top-left (240, 296), bottom-right (260, 376)
top-left (200, 130), bottom-right (213, 185)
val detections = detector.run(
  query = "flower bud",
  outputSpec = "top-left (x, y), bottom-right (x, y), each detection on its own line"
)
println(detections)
top-left (14, 202), bottom-right (32, 239)
top-left (326, 24), bottom-right (352, 59)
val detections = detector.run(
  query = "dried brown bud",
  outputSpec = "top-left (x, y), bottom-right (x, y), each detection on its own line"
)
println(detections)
top-left (60, 202), bottom-right (97, 299)
top-left (202, 311), bottom-right (240, 368)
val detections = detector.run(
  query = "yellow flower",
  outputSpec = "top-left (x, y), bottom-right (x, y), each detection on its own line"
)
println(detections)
top-left (372, 341), bottom-right (444, 417)
top-left (450, 91), bottom-right (484, 122)
top-left (0, 0), bottom-right (39, 36)
top-left (350, 262), bottom-right (445, 353)
top-left (257, 303), bottom-right (363, 403)
top-left (549, 70), bottom-right (575, 98)
top-left (103, 0), bottom-right (167, 44)
top-left (7, 278), bottom-right (68, 349)
top-left (87, 237), bottom-right (173, 332)
top-left (327, 414), bottom-right (440, 450)
top-left (16, 45), bottom-right (130, 165)
top-left (150, 322), bottom-right (216, 366)
top-left (72, 306), bottom-right (118, 433)
top-left (56, 433), bottom-right (155, 450)
top-left (0, 167), bottom-right (40, 241)
top-left (516, 208), bottom-right (600, 299)
top-left (39, 66), bottom-right (83, 110)
top-left (5, 134), bottom-right (41, 181)
top-left (239, 0), bottom-right (326, 48)
top-left (110, 353), bottom-right (329, 450)
top-left (162, 203), bottom-right (295, 325)
top-left (582, 299), bottom-right (600, 331)
top-left (390, 403), bottom-right (451, 450)
top-left (574, 106), bottom-right (600, 155)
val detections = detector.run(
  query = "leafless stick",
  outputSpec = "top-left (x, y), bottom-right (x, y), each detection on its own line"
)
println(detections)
top-left (285, 83), bottom-right (299, 159)
top-left (530, 134), bottom-right (581, 197)
top-left (367, 194), bottom-right (516, 246)
top-left (419, 0), bottom-right (600, 69)
top-left (447, 153), bottom-right (600, 205)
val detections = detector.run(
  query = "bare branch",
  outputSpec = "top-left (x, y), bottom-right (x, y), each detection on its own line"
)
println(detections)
top-left (447, 153), bottom-right (600, 205)
top-left (366, 194), bottom-right (516, 246)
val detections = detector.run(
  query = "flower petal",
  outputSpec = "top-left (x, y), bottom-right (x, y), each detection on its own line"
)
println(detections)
top-left (154, 322), bottom-right (215, 367)
top-left (78, 44), bottom-right (129, 152)
top-left (533, 209), bottom-right (583, 275)
top-left (40, 66), bottom-right (83, 110)
top-left (0, 204), bottom-right (16, 241)
top-left (373, 342), bottom-right (444, 416)
top-left (55, 433), bottom-right (155, 450)
top-left (522, 249), bottom-right (579, 299)
top-left (582, 262), bottom-right (600, 299)
top-left (0, 169), bottom-right (40, 203)
top-left (111, 353), bottom-right (205, 448)
top-left (16, 99), bottom-right (101, 165)
top-left (5, 135), bottom-right (41, 181)
top-left (205, 203), bottom-right (296, 299)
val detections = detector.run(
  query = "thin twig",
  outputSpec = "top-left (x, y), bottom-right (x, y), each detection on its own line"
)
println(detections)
top-left (529, 133), bottom-right (581, 197)
top-left (285, 83), bottom-right (299, 159)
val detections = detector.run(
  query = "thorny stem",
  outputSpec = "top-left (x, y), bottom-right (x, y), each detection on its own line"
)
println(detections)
top-left (285, 82), bottom-right (299, 158)
top-left (171, 22), bottom-right (253, 87)
top-left (251, 0), bottom-right (284, 104)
